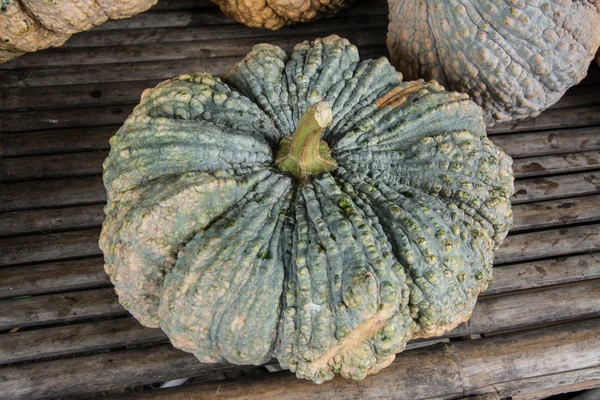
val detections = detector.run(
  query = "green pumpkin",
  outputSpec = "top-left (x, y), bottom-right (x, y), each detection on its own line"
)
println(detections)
top-left (387, 0), bottom-right (600, 124)
top-left (100, 35), bottom-right (514, 383)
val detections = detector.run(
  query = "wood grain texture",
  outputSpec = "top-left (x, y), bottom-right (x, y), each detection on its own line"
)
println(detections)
top-left (2, 208), bottom-right (598, 268)
top-left (488, 105), bottom-right (600, 135)
top-left (0, 204), bottom-right (105, 236)
top-left (0, 46), bottom-right (391, 90)
top-left (0, 177), bottom-right (105, 212)
top-left (486, 253), bottom-right (600, 296)
top-left (0, 257), bottom-right (109, 299)
top-left (0, 288), bottom-right (126, 331)
top-left (0, 126), bottom-right (116, 157)
top-left (0, 29), bottom-right (385, 70)
top-left (511, 195), bottom-right (600, 232)
top-left (495, 223), bottom-right (600, 264)
top-left (5, 148), bottom-right (598, 183)
top-left (511, 150), bottom-right (600, 178)
top-left (2, 192), bottom-right (597, 238)
top-left (76, 318), bottom-right (600, 400)
top-left (1, 258), bottom-right (597, 362)
top-left (0, 317), bottom-right (167, 365)
top-left (0, 343), bottom-right (232, 400)
top-left (512, 171), bottom-right (600, 204)
top-left (0, 228), bottom-right (102, 266)
top-left (490, 126), bottom-right (600, 159)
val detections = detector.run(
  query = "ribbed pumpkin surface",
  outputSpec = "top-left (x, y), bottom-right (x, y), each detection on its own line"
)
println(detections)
top-left (100, 35), bottom-right (514, 383)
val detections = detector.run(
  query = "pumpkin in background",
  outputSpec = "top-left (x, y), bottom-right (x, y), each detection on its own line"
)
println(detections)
top-left (387, 0), bottom-right (600, 124)
top-left (0, 0), bottom-right (157, 63)
top-left (211, 0), bottom-right (352, 29)
top-left (100, 35), bottom-right (514, 383)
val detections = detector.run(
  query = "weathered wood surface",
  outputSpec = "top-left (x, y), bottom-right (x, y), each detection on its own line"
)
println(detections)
top-left (0, 204), bottom-right (105, 236)
top-left (3, 219), bottom-right (598, 268)
top-left (2, 264), bottom-right (598, 367)
top-left (4, 147), bottom-right (599, 183)
top-left (3, 96), bottom-right (599, 134)
top-left (0, 288), bottom-right (126, 331)
top-left (2, 168), bottom-right (598, 214)
top-left (100, 318), bottom-right (600, 400)
top-left (3, 192), bottom-right (597, 237)
top-left (0, 257), bottom-right (110, 298)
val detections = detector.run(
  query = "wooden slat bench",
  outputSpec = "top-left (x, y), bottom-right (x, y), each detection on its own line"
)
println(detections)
top-left (1, 1), bottom-right (599, 398)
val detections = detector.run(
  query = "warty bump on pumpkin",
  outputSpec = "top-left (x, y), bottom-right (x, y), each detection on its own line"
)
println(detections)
top-left (387, 0), bottom-right (600, 124)
top-left (100, 35), bottom-right (515, 383)
top-left (0, 0), bottom-right (157, 63)
top-left (210, 0), bottom-right (352, 29)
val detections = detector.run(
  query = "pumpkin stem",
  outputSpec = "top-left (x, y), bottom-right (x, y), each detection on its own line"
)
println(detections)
top-left (275, 101), bottom-right (337, 180)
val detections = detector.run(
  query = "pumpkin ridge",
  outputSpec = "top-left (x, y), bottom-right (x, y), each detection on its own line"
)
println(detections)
top-left (158, 174), bottom-right (292, 363)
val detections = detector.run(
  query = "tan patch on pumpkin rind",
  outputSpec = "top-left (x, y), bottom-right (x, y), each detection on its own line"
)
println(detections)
top-left (0, 0), bottom-right (157, 63)
top-left (375, 81), bottom-right (426, 109)
top-left (302, 303), bottom-right (408, 380)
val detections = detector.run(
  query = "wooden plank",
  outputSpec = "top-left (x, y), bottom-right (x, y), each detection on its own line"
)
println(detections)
top-left (512, 171), bottom-right (600, 204)
top-left (495, 223), bottom-right (600, 265)
top-left (491, 368), bottom-right (600, 400)
top-left (0, 204), bottom-right (105, 236)
top-left (0, 80), bottom-right (156, 111)
top-left (0, 45), bottom-right (389, 89)
top-left (4, 318), bottom-right (595, 400)
top-left (0, 126), bottom-right (116, 158)
top-left (450, 279), bottom-right (600, 337)
top-left (1, 98), bottom-right (598, 137)
top-left (0, 104), bottom-right (135, 133)
top-left (3, 122), bottom-right (598, 162)
top-left (0, 28), bottom-right (385, 70)
top-left (511, 150), bottom-right (600, 178)
top-left (1, 252), bottom-right (598, 366)
top-left (0, 343), bottom-right (234, 399)
top-left (486, 253), bottom-right (600, 296)
top-left (490, 126), bottom-right (600, 159)
top-left (62, 14), bottom-right (388, 49)
top-left (0, 317), bottom-right (167, 365)
top-left (548, 85), bottom-right (600, 110)
top-left (0, 257), bottom-right (109, 299)
top-left (0, 176), bottom-right (105, 212)
top-left (106, 324), bottom-right (600, 400)
top-left (511, 195), bottom-right (600, 232)
top-left (0, 151), bottom-right (107, 182)
top-left (0, 56), bottom-right (250, 88)
top-left (0, 228), bottom-right (101, 267)
top-left (2, 212), bottom-right (599, 267)
top-left (488, 105), bottom-right (600, 135)
top-left (2, 169), bottom-right (596, 214)
top-left (0, 288), bottom-right (126, 331)
top-left (2, 191), bottom-right (599, 241)
top-left (3, 140), bottom-right (600, 183)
